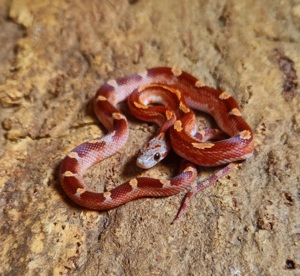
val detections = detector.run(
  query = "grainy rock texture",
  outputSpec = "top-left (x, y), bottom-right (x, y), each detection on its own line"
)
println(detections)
top-left (0, 0), bottom-right (299, 275)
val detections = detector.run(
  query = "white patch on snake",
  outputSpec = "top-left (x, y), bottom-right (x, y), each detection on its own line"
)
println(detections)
top-left (107, 79), bottom-right (118, 88)
top-left (191, 181), bottom-right (197, 188)
top-left (148, 94), bottom-right (164, 104)
top-left (103, 192), bottom-right (112, 201)
top-left (240, 152), bottom-right (254, 159)
top-left (138, 70), bottom-right (148, 79)
top-left (101, 131), bottom-right (116, 144)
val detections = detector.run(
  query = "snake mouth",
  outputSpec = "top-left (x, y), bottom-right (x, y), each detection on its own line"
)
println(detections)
top-left (136, 157), bottom-right (152, 169)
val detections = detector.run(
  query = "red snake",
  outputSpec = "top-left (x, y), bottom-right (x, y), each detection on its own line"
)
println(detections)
top-left (59, 67), bottom-right (254, 221)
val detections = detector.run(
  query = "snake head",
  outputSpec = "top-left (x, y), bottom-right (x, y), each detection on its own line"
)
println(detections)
top-left (136, 133), bottom-right (170, 169)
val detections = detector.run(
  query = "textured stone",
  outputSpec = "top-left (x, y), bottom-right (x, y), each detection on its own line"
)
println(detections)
top-left (0, 0), bottom-right (299, 275)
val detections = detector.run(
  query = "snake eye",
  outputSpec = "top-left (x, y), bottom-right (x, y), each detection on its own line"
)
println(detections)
top-left (154, 152), bottom-right (161, 161)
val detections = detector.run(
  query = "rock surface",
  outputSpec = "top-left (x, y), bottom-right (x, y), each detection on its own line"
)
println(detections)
top-left (0, 0), bottom-right (299, 275)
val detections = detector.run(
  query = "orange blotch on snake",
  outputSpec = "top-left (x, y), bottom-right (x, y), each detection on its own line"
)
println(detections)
top-left (137, 83), bottom-right (151, 92)
top-left (165, 110), bottom-right (173, 120)
top-left (68, 152), bottom-right (79, 159)
top-left (171, 68), bottom-right (182, 77)
top-left (134, 101), bottom-right (148, 109)
top-left (179, 102), bottom-right (190, 113)
top-left (97, 95), bottom-right (107, 101)
top-left (192, 142), bottom-right (215, 149)
top-left (76, 188), bottom-right (85, 195)
top-left (239, 130), bottom-right (252, 140)
top-left (64, 171), bottom-right (76, 177)
top-left (229, 108), bottom-right (242, 116)
top-left (160, 179), bottom-right (171, 187)
top-left (174, 120), bottom-right (183, 132)
top-left (219, 92), bottom-right (231, 100)
top-left (104, 192), bottom-right (112, 199)
top-left (129, 179), bottom-right (138, 187)
top-left (112, 112), bottom-right (123, 120)
top-left (195, 80), bottom-right (205, 87)
top-left (169, 88), bottom-right (181, 100)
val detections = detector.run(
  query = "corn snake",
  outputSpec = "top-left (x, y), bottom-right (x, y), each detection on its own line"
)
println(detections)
top-left (59, 67), bottom-right (254, 221)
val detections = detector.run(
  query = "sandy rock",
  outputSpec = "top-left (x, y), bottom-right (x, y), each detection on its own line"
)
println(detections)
top-left (0, 0), bottom-right (299, 275)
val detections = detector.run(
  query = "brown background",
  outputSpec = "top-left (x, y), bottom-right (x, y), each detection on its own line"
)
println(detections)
top-left (0, 0), bottom-right (299, 275)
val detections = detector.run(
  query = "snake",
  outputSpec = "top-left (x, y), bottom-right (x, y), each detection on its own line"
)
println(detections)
top-left (59, 67), bottom-right (254, 220)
